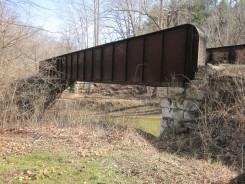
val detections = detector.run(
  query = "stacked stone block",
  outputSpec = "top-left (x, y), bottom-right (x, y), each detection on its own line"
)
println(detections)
top-left (160, 65), bottom-right (211, 135)
top-left (69, 82), bottom-right (94, 93)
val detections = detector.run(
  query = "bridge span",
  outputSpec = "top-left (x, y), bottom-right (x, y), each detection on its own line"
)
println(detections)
top-left (42, 24), bottom-right (206, 87)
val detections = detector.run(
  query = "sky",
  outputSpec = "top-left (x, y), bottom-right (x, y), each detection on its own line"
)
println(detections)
top-left (26, 0), bottom-right (61, 33)
top-left (7, 0), bottom-right (66, 36)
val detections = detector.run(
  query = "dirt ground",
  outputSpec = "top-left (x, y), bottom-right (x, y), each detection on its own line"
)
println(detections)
top-left (0, 87), bottom-right (243, 183)
top-left (0, 124), bottom-right (240, 184)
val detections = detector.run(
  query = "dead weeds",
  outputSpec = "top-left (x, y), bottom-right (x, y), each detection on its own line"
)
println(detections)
top-left (0, 123), bottom-right (239, 183)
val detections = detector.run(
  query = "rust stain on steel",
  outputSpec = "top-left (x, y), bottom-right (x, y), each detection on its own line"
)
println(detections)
top-left (101, 45), bottom-right (113, 81)
top-left (114, 41), bottom-right (127, 82)
top-left (127, 38), bottom-right (144, 83)
top-left (93, 47), bottom-right (102, 81)
top-left (77, 52), bottom-right (84, 81)
top-left (43, 24), bottom-right (203, 87)
top-left (207, 44), bottom-right (245, 64)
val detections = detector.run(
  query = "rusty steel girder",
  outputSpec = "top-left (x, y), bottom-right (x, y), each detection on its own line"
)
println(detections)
top-left (207, 44), bottom-right (245, 64)
top-left (41, 24), bottom-right (206, 87)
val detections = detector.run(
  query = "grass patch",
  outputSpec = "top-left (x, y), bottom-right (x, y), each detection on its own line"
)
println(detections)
top-left (0, 151), bottom-right (130, 183)
top-left (131, 117), bottom-right (161, 137)
top-left (110, 116), bottom-right (161, 137)
top-left (0, 126), bottom-right (238, 183)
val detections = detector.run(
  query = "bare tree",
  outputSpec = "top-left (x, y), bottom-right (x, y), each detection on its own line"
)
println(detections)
top-left (59, 0), bottom-right (105, 49)
top-left (159, 0), bottom-right (164, 29)
top-left (103, 0), bottom-right (151, 38)
top-left (205, 0), bottom-right (245, 47)
top-left (94, 0), bottom-right (100, 46)
top-left (0, 1), bottom-right (66, 128)
top-left (57, 0), bottom-right (245, 49)
top-left (60, 0), bottom-right (92, 50)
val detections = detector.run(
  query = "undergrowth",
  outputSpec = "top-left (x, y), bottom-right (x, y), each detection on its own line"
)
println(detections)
top-left (159, 65), bottom-right (245, 172)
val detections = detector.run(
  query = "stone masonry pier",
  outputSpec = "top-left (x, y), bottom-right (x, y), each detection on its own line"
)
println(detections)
top-left (160, 64), bottom-right (245, 135)
top-left (160, 65), bottom-right (211, 135)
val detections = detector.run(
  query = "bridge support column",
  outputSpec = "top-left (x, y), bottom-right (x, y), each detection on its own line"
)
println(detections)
top-left (160, 66), bottom-right (211, 135)
top-left (68, 82), bottom-right (94, 93)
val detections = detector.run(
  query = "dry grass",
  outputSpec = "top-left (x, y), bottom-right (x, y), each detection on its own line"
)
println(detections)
top-left (0, 57), bottom-right (67, 129)
top-left (0, 123), bottom-right (239, 183)
top-left (0, 75), bottom-right (240, 183)
top-left (159, 65), bottom-right (245, 174)
top-left (197, 66), bottom-right (245, 170)
top-left (0, 48), bottom-right (243, 183)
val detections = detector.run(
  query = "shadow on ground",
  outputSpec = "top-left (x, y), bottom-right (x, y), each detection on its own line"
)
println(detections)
top-left (136, 128), bottom-right (244, 184)
top-left (229, 173), bottom-right (245, 184)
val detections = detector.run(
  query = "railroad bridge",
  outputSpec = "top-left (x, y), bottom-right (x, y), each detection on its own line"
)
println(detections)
top-left (42, 24), bottom-right (206, 87)
top-left (28, 24), bottom-right (245, 134)
top-left (42, 23), bottom-right (244, 87)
